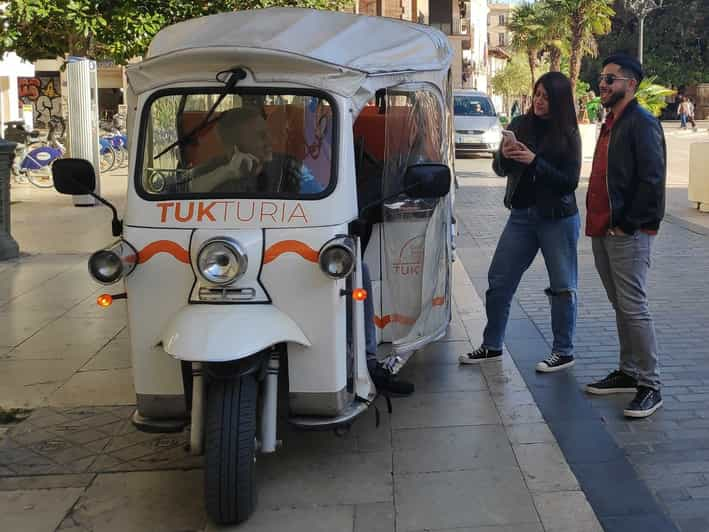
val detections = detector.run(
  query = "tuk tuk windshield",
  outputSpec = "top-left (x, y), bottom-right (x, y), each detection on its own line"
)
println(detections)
top-left (138, 92), bottom-right (335, 198)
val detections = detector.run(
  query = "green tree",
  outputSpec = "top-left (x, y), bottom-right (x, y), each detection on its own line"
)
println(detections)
top-left (636, 77), bottom-right (675, 116)
top-left (537, 2), bottom-right (569, 72)
top-left (581, 0), bottom-right (709, 89)
top-left (507, 3), bottom-right (546, 90)
top-left (0, 0), bottom-right (354, 64)
top-left (491, 52), bottom-right (549, 113)
top-left (546, 0), bottom-right (615, 94)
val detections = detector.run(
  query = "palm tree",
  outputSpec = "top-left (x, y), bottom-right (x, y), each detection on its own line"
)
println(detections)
top-left (537, 3), bottom-right (568, 72)
top-left (507, 3), bottom-right (546, 91)
top-left (547, 0), bottom-right (615, 94)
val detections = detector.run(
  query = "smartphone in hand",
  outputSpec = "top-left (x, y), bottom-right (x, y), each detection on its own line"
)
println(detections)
top-left (501, 130), bottom-right (517, 144)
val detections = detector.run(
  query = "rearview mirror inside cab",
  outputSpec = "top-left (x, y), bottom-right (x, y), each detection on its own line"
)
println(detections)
top-left (404, 163), bottom-right (451, 199)
top-left (52, 158), bottom-right (96, 195)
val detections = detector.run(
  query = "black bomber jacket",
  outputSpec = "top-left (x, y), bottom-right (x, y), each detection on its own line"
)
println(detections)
top-left (603, 99), bottom-right (667, 235)
top-left (493, 115), bottom-right (581, 219)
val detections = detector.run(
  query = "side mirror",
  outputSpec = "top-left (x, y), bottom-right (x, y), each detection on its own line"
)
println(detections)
top-left (52, 158), bottom-right (96, 195)
top-left (404, 163), bottom-right (451, 199)
top-left (52, 158), bottom-right (123, 237)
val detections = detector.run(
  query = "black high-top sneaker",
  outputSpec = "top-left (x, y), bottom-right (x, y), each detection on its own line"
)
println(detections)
top-left (458, 345), bottom-right (503, 365)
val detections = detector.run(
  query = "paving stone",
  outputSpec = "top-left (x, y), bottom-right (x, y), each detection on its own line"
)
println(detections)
top-left (0, 487), bottom-right (85, 532)
top-left (505, 423), bottom-right (557, 445)
top-left (49, 368), bottom-right (135, 407)
top-left (397, 360), bottom-right (487, 394)
top-left (513, 442), bottom-right (580, 493)
top-left (0, 473), bottom-right (94, 491)
top-left (354, 502), bottom-right (394, 532)
top-left (389, 391), bottom-right (500, 429)
top-left (258, 451), bottom-right (392, 507)
top-left (206, 505), bottom-right (356, 532)
top-left (395, 468), bottom-right (539, 532)
top-left (64, 470), bottom-right (207, 532)
top-left (532, 491), bottom-right (603, 532)
top-left (393, 425), bottom-right (517, 474)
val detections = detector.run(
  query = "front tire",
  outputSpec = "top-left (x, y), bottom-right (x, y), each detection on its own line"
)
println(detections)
top-left (204, 374), bottom-right (258, 525)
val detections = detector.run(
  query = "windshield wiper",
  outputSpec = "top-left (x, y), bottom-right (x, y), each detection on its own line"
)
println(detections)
top-left (154, 67), bottom-right (247, 161)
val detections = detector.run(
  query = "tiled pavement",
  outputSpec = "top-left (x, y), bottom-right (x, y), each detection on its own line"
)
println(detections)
top-left (454, 171), bottom-right (709, 532)
top-left (1, 175), bottom-right (604, 532)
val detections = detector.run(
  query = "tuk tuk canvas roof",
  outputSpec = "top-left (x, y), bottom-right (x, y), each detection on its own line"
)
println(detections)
top-left (127, 8), bottom-right (452, 97)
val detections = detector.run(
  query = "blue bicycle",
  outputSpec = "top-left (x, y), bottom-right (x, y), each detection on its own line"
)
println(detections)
top-left (6, 119), bottom-right (65, 189)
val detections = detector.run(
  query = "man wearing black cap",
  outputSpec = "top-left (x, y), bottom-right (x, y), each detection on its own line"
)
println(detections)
top-left (584, 54), bottom-right (667, 418)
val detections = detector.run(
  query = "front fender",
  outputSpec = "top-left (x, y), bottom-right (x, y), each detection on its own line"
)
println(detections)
top-left (162, 305), bottom-right (311, 362)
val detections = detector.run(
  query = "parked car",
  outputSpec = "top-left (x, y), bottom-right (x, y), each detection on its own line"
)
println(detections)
top-left (453, 90), bottom-right (502, 157)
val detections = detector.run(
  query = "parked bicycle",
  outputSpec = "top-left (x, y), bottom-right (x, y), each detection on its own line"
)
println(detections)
top-left (5, 118), bottom-right (65, 188)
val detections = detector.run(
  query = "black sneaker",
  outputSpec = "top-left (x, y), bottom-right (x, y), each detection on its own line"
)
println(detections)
top-left (624, 386), bottom-right (663, 418)
top-left (536, 353), bottom-right (575, 373)
top-left (368, 359), bottom-right (414, 397)
top-left (586, 370), bottom-right (637, 395)
top-left (458, 345), bottom-right (502, 365)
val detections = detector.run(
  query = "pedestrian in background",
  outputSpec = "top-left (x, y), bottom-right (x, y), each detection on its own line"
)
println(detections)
top-left (687, 97), bottom-right (697, 130)
top-left (678, 96), bottom-right (691, 129)
top-left (459, 72), bottom-right (581, 373)
top-left (585, 54), bottom-right (666, 418)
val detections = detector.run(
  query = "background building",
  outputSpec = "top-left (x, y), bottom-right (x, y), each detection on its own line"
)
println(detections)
top-left (465, 0), bottom-right (490, 92)
top-left (487, 3), bottom-right (513, 49)
top-left (358, 0), bottom-right (488, 89)
top-left (0, 53), bottom-right (35, 135)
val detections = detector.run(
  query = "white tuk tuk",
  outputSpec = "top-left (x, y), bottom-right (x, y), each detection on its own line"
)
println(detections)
top-left (52, 8), bottom-right (455, 524)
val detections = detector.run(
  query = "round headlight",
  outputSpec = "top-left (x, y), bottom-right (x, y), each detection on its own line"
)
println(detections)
top-left (89, 249), bottom-right (124, 285)
top-left (197, 239), bottom-right (247, 286)
top-left (319, 237), bottom-right (355, 279)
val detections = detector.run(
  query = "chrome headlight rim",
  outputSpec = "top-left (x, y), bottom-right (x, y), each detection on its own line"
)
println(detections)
top-left (88, 240), bottom-right (137, 286)
top-left (196, 237), bottom-right (248, 287)
top-left (318, 236), bottom-right (356, 280)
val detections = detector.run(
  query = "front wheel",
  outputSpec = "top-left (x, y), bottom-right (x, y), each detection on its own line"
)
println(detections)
top-left (204, 374), bottom-right (258, 525)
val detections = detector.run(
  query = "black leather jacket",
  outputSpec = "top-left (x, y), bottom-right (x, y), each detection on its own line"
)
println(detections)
top-left (493, 115), bottom-right (581, 219)
top-left (604, 99), bottom-right (666, 235)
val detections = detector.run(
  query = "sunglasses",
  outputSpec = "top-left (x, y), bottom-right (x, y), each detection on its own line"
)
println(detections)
top-left (598, 74), bottom-right (633, 85)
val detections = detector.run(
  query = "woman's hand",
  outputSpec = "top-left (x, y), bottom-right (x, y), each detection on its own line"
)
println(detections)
top-left (504, 141), bottom-right (536, 165)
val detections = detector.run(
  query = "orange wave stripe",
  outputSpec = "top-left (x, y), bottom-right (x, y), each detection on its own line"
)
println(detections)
top-left (375, 296), bottom-right (446, 329)
top-left (263, 240), bottom-right (319, 265)
top-left (138, 240), bottom-right (190, 264)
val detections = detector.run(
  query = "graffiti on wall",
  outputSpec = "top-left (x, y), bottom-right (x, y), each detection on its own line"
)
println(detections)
top-left (18, 75), bottom-right (62, 128)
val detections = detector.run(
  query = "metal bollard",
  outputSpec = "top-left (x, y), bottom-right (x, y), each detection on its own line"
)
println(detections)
top-left (0, 138), bottom-right (20, 260)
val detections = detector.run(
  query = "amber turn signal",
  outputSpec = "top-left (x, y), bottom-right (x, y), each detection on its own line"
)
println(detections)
top-left (97, 294), bottom-right (113, 307)
top-left (352, 288), bottom-right (368, 301)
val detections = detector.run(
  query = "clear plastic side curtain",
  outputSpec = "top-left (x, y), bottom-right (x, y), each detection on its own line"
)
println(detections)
top-left (380, 86), bottom-right (452, 354)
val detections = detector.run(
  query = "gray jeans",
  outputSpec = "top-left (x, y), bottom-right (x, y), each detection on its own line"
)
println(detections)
top-left (592, 233), bottom-right (660, 390)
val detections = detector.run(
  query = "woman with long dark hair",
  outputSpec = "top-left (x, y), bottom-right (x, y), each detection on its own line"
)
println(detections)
top-left (459, 72), bottom-right (582, 372)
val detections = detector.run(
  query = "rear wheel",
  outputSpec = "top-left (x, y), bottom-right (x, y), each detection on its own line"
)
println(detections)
top-left (204, 374), bottom-right (258, 525)
top-left (100, 147), bottom-right (116, 173)
top-left (25, 166), bottom-right (54, 188)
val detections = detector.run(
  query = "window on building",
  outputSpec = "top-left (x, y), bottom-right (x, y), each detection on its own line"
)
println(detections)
top-left (487, 33), bottom-right (491, 45)
top-left (429, 0), bottom-right (453, 35)
top-left (499, 33), bottom-right (506, 46)
top-left (499, 15), bottom-right (505, 25)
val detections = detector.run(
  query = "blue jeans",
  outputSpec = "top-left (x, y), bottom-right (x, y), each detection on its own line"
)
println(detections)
top-left (680, 113), bottom-right (688, 128)
top-left (483, 207), bottom-right (580, 356)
